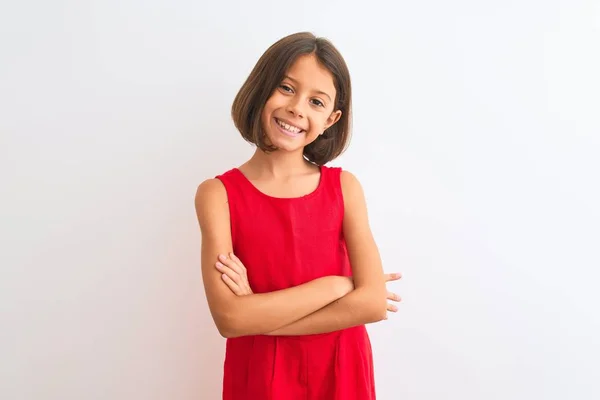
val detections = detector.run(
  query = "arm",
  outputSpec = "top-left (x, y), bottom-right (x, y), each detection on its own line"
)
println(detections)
top-left (195, 178), bottom-right (353, 338)
top-left (266, 171), bottom-right (388, 336)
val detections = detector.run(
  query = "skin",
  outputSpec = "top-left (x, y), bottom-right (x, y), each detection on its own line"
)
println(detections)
top-left (217, 253), bottom-right (402, 312)
top-left (260, 53), bottom-right (342, 153)
top-left (195, 53), bottom-right (402, 338)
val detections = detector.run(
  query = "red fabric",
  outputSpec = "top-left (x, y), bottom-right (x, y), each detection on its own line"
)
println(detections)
top-left (215, 165), bottom-right (376, 400)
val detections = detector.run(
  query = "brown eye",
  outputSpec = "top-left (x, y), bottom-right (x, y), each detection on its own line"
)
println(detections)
top-left (279, 85), bottom-right (293, 93)
top-left (311, 99), bottom-right (325, 107)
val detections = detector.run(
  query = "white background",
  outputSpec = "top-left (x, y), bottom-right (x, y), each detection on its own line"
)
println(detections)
top-left (1, 1), bottom-right (599, 399)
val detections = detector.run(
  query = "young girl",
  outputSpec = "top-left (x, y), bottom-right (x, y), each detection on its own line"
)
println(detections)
top-left (195, 32), bottom-right (402, 400)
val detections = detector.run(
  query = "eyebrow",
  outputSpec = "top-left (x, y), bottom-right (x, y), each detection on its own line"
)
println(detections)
top-left (284, 75), bottom-right (332, 102)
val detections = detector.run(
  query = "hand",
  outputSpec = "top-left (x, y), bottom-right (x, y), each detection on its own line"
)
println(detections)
top-left (215, 253), bottom-right (254, 296)
top-left (384, 272), bottom-right (402, 317)
top-left (345, 272), bottom-right (402, 315)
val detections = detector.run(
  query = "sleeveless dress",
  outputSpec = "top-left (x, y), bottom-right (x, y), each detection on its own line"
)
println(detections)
top-left (215, 165), bottom-right (376, 400)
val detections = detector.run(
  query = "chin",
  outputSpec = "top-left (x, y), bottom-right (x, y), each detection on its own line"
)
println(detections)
top-left (267, 137), bottom-right (304, 153)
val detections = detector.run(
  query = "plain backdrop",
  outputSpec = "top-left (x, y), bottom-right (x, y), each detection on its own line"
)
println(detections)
top-left (1, 1), bottom-right (599, 399)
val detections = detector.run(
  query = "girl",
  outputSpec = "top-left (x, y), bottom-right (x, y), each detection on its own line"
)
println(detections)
top-left (195, 32), bottom-right (402, 400)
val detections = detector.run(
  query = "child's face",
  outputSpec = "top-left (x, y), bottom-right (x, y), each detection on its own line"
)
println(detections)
top-left (261, 53), bottom-right (342, 153)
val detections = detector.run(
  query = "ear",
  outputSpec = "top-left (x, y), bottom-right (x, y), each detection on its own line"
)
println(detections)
top-left (324, 110), bottom-right (342, 131)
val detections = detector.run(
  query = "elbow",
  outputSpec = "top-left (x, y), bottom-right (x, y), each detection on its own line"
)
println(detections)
top-left (217, 324), bottom-right (244, 339)
top-left (217, 327), bottom-right (231, 338)
top-left (214, 310), bottom-right (253, 338)
top-left (216, 323), bottom-right (235, 338)
top-left (217, 322), bottom-right (244, 339)
top-left (214, 310), bottom-right (241, 339)
top-left (219, 329), bottom-right (240, 339)
top-left (215, 318), bottom-right (233, 338)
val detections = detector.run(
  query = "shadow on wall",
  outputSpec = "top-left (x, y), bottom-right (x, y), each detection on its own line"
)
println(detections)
top-left (195, 295), bottom-right (225, 399)
top-left (186, 91), bottom-right (253, 397)
top-left (187, 133), bottom-right (239, 399)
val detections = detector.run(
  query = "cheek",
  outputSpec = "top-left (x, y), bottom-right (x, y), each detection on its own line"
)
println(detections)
top-left (261, 101), bottom-right (275, 124)
top-left (309, 115), bottom-right (328, 132)
top-left (265, 92), bottom-right (284, 108)
top-left (260, 108), bottom-right (270, 125)
top-left (261, 95), bottom-right (280, 120)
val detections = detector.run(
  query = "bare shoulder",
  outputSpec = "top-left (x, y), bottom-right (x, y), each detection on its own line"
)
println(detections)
top-left (340, 169), bottom-right (361, 186)
top-left (195, 178), bottom-right (227, 203)
top-left (340, 170), bottom-right (365, 206)
top-left (194, 178), bottom-right (229, 226)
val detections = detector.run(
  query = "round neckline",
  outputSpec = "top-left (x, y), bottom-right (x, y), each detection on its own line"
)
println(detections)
top-left (232, 165), bottom-right (325, 200)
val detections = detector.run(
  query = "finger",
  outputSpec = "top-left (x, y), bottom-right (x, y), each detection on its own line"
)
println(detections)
top-left (217, 259), bottom-right (252, 295)
top-left (219, 254), bottom-right (244, 275)
top-left (229, 253), bottom-right (247, 272)
top-left (216, 262), bottom-right (243, 285)
top-left (218, 254), bottom-right (253, 296)
top-left (226, 253), bottom-right (251, 292)
top-left (387, 303), bottom-right (398, 312)
top-left (221, 273), bottom-right (243, 295)
top-left (387, 291), bottom-right (402, 302)
top-left (385, 272), bottom-right (402, 282)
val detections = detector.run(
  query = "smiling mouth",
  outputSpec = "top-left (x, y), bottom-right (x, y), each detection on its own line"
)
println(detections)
top-left (275, 118), bottom-right (305, 135)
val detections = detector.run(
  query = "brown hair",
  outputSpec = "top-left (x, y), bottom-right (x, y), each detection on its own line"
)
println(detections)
top-left (231, 32), bottom-right (352, 166)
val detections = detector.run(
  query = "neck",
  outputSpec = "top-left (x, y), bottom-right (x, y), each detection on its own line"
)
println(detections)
top-left (244, 148), bottom-right (316, 178)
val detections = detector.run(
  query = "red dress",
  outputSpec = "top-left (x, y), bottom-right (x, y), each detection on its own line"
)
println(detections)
top-left (216, 165), bottom-right (376, 400)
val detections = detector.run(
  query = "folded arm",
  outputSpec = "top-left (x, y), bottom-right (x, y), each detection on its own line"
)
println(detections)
top-left (266, 171), bottom-right (388, 336)
top-left (195, 178), bottom-right (352, 338)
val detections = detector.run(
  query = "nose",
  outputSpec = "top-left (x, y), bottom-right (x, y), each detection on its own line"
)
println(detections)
top-left (285, 97), bottom-right (305, 118)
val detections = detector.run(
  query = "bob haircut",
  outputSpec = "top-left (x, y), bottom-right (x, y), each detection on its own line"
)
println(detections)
top-left (231, 32), bottom-right (352, 166)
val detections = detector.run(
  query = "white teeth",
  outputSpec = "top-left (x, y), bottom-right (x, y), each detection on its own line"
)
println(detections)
top-left (276, 118), bottom-right (302, 133)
